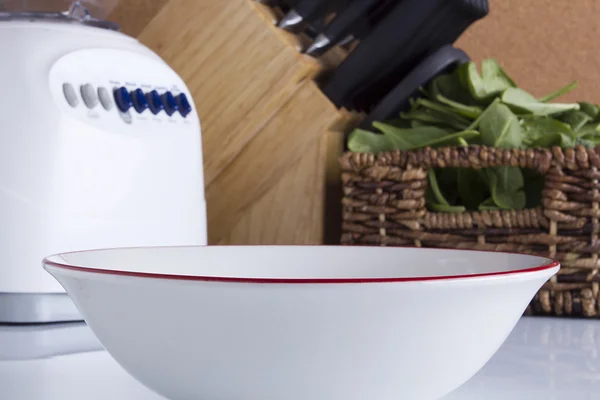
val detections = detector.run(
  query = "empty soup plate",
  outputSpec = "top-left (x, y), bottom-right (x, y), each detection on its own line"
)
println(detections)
top-left (43, 246), bottom-right (559, 400)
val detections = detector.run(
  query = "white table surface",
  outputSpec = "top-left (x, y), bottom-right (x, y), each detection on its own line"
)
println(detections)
top-left (1, 316), bottom-right (599, 399)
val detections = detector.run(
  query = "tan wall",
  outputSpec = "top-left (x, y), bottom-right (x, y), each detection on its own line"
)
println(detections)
top-left (457, 0), bottom-right (600, 103)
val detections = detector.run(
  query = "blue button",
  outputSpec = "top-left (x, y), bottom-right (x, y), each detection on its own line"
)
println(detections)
top-left (162, 92), bottom-right (178, 116)
top-left (176, 93), bottom-right (192, 118)
top-left (146, 90), bottom-right (164, 115)
top-left (131, 89), bottom-right (149, 113)
top-left (113, 87), bottom-right (132, 113)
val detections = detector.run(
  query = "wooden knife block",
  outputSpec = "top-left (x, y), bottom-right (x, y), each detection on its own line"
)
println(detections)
top-left (114, 0), bottom-right (356, 245)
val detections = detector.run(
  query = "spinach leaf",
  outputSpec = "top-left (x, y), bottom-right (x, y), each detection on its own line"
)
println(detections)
top-left (557, 110), bottom-right (591, 133)
top-left (465, 98), bottom-right (501, 131)
top-left (435, 93), bottom-right (483, 119)
top-left (427, 169), bottom-right (450, 206)
top-left (578, 136), bottom-right (600, 147)
top-left (521, 116), bottom-right (575, 147)
top-left (346, 129), bottom-right (392, 153)
top-left (488, 187), bottom-right (525, 210)
top-left (413, 98), bottom-right (473, 127)
top-left (373, 122), bottom-right (479, 150)
top-left (400, 109), bottom-right (469, 131)
top-left (530, 132), bottom-right (575, 148)
top-left (487, 167), bottom-right (526, 210)
top-left (538, 80), bottom-right (577, 102)
top-left (478, 197), bottom-right (501, 211)
top-left (428, 69), bottom-right (474, 105)
top-left (372, 122), bottom-right (448, 150)
top-left (492, 189), bottom-right (526, 210)
top-left (579, 102), bottom-right (600, 119)
top-left (459, 59), bottom-right (516, 102)
top-left (575, 122), bottom-right (599, 136)
top-left (482, 59), bottom-right (518, 87)
top-left (578, 126), bottom-right (600, 146)
top-left (479, 102), bottom-right (522, 148)
top-left (411, 120), bottom-right (428, 128)
top-left (428, 203), bottom-right (467, 213)
top-left (426, 168), bottom-right (466, 212)
top-left (494, 166), bottom-right (524, 192)
top-left (384, 117), bottom-right (413, 128)
top-left (423, 130), bottom-right (480, 147)
top-left (501, 87), bottom-right (580, 116)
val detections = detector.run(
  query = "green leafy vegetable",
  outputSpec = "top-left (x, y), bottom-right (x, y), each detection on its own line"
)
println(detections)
top-left (479, 102), bottom-right (522, 148)
top-left (501, 87), bottom-right (580, 116)
top-left (428, 203), bottom-right (467, 212)
top-left (413, 98), bottom-right (473, 128)
top-left (428, 69), bottom-right (475, 105)
top-left (435, 94), bottom-right (483, 119)
top-left (557, 110), bottom-right (591, 133)
top-left (399, 109), bottom-right (468, 131)
top-left (347, 129), bottom-right (392, 153)
top-left (539, 81), bottom-right (577, 102)
top-left (370, 122), bottom-right (479, 150)
top-left (345, 57), bottom-right (599, 213)
top-left (427, 169), bottom-right (450, 206)
top-left (488, 167), bottom-right (526, 210)
top-left (372, 123), bottom-right (448, 149)
top-left (492, 189), bottom-right (526, 210)
top-left (579, 102), bottom-right (600, 119)
top-left (478, 197), bottom-right (500, 211)
top-left (459, 59), bottom-right (516, 102)
top-left (521, 117), bottom-right (575, 147)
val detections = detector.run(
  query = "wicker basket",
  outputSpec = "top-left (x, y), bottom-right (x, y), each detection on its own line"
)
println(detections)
top-left (340, 144), bottom-right (600, 318)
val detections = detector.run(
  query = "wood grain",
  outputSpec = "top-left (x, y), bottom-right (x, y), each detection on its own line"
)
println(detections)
top-left (206, 79), bottom-right (340, 244)
top-left (138, 0), bottom-right (322, 188)
top-left (219, 132), bottom-right (328, 245)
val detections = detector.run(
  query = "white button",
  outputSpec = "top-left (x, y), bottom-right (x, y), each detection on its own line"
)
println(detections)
top-left (62, 83), bottom-right (79, 107)
top-left (97, 87), bottom-right (114, 110)
top-left (119, 110), bottom-right (132, 124)
top-left (80, 84), bottom-right (98, 109)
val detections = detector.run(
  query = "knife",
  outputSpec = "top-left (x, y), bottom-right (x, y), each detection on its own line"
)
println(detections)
top-left (351, 0), bottom-right (488, 111)
top-left (304, 0), bottom-right (389, 56)
top-left (321, 0), bottom-right (488, 110)
top-left (278, 0), bottom-right (331, 31)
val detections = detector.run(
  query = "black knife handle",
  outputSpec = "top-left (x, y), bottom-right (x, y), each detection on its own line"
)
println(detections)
top-left (323, 0), bottom-right (380, 40)
top-left (322, 0), bottom-right (488, 109)
top-left (352, 1), bottom-right (485, 111)
top-left (295, 0), bottom-right (331, 19)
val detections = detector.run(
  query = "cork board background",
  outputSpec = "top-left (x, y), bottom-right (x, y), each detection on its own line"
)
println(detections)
top-left (456, 0), bottom-right (600, 104)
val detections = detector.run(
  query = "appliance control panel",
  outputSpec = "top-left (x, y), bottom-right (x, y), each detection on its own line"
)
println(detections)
top-left (49, 48), bottom-right (199, 135)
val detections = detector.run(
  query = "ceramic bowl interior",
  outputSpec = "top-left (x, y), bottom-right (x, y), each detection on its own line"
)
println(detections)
top-left (43, 245), bottom-right (558, 282)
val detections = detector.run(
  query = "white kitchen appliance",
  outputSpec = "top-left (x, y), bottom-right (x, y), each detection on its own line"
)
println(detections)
top-left (0, 1), bottom-right (207, 323)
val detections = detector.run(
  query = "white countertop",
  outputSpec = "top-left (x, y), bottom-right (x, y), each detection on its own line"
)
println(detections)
top-left (1, 316), bottom-right (599, 399)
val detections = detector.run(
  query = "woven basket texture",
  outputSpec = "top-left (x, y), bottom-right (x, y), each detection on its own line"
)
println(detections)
top-left (340, 145), bottom-right (600, 317)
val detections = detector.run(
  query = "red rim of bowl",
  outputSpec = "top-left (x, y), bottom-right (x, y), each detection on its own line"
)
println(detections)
top-left (42, 245), bottom-right (561, 284)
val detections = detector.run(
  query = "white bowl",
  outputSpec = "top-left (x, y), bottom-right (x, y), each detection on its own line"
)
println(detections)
top-left (43, 246), bottom-right (559, 400)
